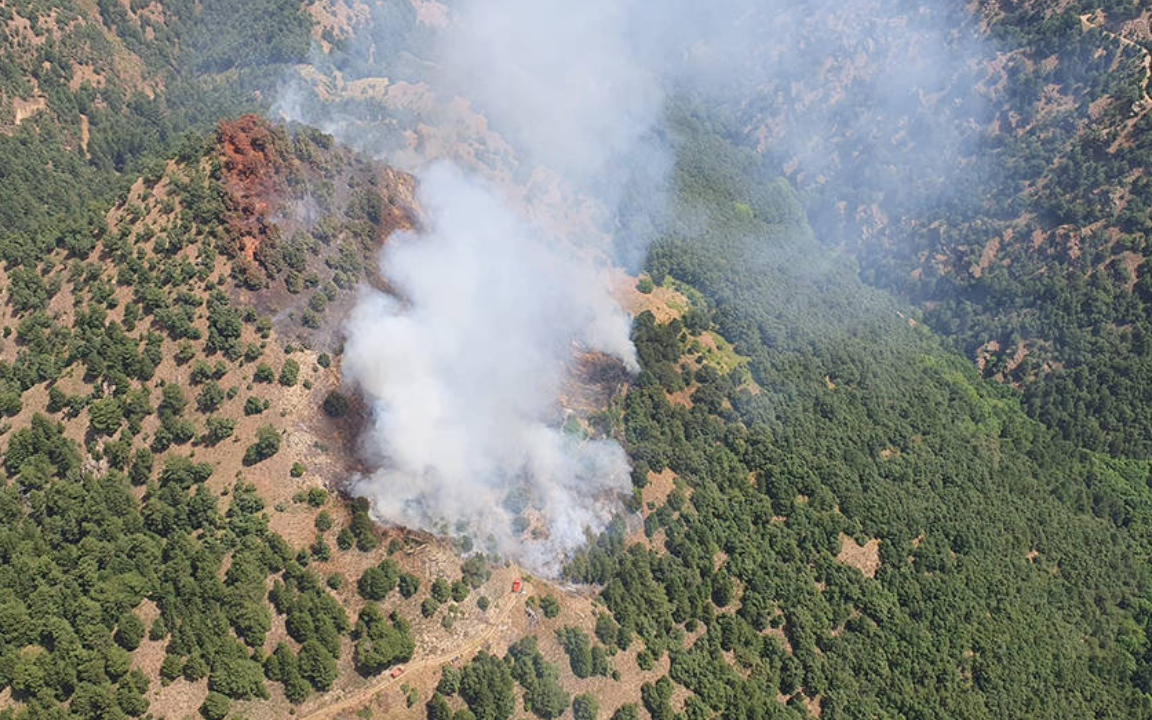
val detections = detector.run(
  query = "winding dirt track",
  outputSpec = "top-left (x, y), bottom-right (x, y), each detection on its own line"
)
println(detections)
top-left (299, 593), bottom-right (521, 720)
top-left (1081, 12), bottom-right (1152, 152)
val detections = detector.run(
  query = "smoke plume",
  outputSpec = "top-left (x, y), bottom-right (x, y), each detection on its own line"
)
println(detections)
top-left (278, 0), bottom-right (986, 569)
top-left (342, 163), bottom-right (636, 568)
top-left (322, 0), bottom-right (678, 569)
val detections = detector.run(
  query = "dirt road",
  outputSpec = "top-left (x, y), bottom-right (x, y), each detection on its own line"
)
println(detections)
top-left (298, 593), bottom-right (522, 720)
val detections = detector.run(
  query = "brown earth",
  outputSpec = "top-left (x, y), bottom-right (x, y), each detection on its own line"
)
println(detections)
top-left (836, 533), bottom-right (882, 578)
top-left (612, 271), bottom-right (688, 324)
top-left (217, 115), bottom-right (294, 264)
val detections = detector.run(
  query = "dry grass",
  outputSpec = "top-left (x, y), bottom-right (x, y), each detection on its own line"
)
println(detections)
top-left (643, 469), bottom-right (678, 509)
top-left (149, 677), bottom-right (209, 720)
top-left (12, 94), bottom-right (46, 124)
top-left (836, 533), bottom-right (881, 579)
top-left (612, 271), bottom-right (688, 324)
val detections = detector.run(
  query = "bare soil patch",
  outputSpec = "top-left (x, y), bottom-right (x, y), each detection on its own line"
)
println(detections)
top-left (836, 533), bottom-right (881, 578)
top-left (612, 271), bottom-right (688, 324)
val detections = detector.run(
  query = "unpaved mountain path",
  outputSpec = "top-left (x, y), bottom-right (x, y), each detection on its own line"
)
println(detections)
top-left (299, 593), bottom-right (522, 720)
top-left (1081, 12), bottom-right (1152, 151)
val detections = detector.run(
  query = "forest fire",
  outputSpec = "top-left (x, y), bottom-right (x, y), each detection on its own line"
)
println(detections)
top-left (217, 114), bottom-right (291, 270)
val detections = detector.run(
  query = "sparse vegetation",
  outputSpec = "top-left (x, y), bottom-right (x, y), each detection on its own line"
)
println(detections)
top-left (539, 595), bottom-right (560, 618)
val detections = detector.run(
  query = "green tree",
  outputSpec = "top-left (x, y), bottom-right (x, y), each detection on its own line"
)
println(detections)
top-left (573, 694), bottom-right (599, 720)
top-left (203, 416), bottom-right (236, 445)
top-left (438, 666), bottom-right (461, 696)
top-left (459, 651), bottom-right (515, 720)
top-left (353, 605), bottom-right (414, 676)
top-left (358, 564), bottom-right (398, 601)
top-left (159, 383), bottom-right (188, 417)
top-left (89, 397), bottom-right (124, 436)
top-left (461, 556), bottom-right (490, 588)
top-left (399, 573), bottom-right (421, 599)
top-left (200, 692), bottom-right (230, 720)
top-left (298, 639), bottom-right (337, 691)
top-left (556, 627), bottom-right (593, 679)
top-left (540, 595), bottom-right (560, 618)
top-left (279, 358), bottom-right (300, 386)
top-left (507, 637), bottom-right (569, 719)
top-left (244, 395), bottom-right (268, 415)
top-left (431, 578), bottom-right (451, 603)
top-left (323, 391), bottom-right (350, 417)
top-left (149, 617), bottom-right (168, 641)
top-left (115, 611), bottom-right (145, 651)
top-left (253, 363), bottom-right (275, 383)
top-left (427, 693), bottom-right (452, 720)
top-left (609, 705), bottom-right (639, 720)
top-left (196, 381), bottom-right (225, 412)
top-left (243, 424), bottom-right (281, 465)
top-left (208, 653), bottom-right (267, 700)
top-left (351, 503), bottom-right (379, 551)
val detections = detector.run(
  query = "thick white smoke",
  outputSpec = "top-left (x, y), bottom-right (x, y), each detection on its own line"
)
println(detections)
top-left (322, 0), bottom-right (679, 570)
top-left (343, 162), bottom-right (638, 568)
top-left (434, 0), bottom-right (665, 192)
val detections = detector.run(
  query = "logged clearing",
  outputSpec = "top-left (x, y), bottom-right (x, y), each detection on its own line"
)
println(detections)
top-left (837, 533), bottom-right (882, 578)
top-left (613, 271), bottom-right (688, 323)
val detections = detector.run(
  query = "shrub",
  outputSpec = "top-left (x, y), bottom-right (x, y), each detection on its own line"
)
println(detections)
top-left (323, 391), bottom-right (350, 417)
top-left (243, 425), bottom-right (281, 465)
top-left (200, 692), bottom-right (230, 720)
top-left (253, 363), bottom-right (275, 383)
top-left (279, 359), bottom-right (300, 386)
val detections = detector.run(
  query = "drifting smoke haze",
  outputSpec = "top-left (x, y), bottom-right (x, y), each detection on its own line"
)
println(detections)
top-left (277, 0), bottom-right (986, 569)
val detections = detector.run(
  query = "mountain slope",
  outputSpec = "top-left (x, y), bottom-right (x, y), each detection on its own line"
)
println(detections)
top-left (6, 2), bottom-right (1152, 720)
top-left (726, 0), bottom-right (1152, 457)
top-left (567, 117), bottom-right (1152, 719)
top-left (0, 0), bottom-right (312, 235)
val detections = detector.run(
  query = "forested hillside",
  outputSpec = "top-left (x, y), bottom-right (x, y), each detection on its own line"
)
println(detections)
top-left (730, 0), bottom-right (1152, 457)
top-left (0, 116), bottom-right (446, 720)
top-left (567, 116), bottom-right (1152, 719)
top-left (3, 1), bottom-right (1152, 720)
top-left (0, 0), bottom-right (311, 234)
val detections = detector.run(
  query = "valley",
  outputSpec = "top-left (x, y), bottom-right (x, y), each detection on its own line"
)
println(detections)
top-left (3, 2), bottom-right (1152, 720)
